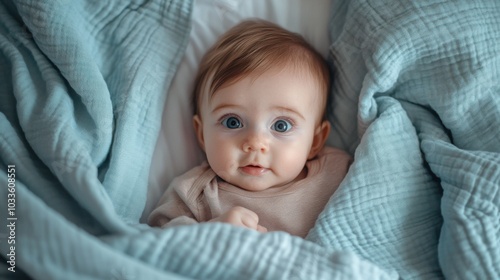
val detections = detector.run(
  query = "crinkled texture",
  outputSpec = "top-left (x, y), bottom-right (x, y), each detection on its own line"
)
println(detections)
top-left (309, 97), bottom-right (443, 278)
top-left (319, 0), bottom-right (500, 278)
top-left (0, 0), bottom-right (394, 279)
top-left (1, 0), bottom-right (499, 279)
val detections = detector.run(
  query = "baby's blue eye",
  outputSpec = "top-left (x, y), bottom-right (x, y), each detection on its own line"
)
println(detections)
top-left (222, 116), bottom-right (242, 129)
top-left (272, 119), bottom-right (292, 133)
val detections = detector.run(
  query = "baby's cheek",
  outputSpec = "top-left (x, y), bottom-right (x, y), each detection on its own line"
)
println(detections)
top-left (207, 137), bottom-right (234, 171)
top-left (277, 148), bottom-right (306, 176)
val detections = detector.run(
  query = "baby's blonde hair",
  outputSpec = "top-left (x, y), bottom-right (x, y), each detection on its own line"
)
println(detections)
top-left (193, 20), bottom-right (330, 119)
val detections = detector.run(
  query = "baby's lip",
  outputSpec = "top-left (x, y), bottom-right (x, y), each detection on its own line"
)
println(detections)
top-left (240, 164), bottom-right (269, 176)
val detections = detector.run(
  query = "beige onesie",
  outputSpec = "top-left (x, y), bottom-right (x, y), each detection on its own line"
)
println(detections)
top-left (148, 146), bottom-right (352, 237)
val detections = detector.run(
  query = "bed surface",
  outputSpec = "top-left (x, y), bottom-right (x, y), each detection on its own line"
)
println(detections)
top-left (0, 0), bottom-right (499, 279)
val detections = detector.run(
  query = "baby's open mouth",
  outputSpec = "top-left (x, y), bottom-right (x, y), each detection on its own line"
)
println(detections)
top-left (240, 165), bottom-right (269, 176)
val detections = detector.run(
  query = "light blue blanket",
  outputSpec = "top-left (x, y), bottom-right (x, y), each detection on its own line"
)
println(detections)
top-left (0, 0), bottom-right (498, 279)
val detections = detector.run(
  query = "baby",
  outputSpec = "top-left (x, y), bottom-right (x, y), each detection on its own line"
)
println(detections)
top-left (148, 20), bottom-right (352, 238)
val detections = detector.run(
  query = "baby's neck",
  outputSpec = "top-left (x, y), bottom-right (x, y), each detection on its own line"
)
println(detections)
top-left (259, 166), bottom-right (309, 191)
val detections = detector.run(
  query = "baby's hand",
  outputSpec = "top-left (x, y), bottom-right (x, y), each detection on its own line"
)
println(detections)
top-left (210, 206), bottom-right (267, 233)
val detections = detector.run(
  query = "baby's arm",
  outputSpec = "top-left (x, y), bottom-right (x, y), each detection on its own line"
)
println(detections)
top-left (210, 206), bottom-right (267, 233)
top-left (148, 172), bottom-right (203, 228)
top-left (149, 198), bottom-right (267, 232)
top-left (148, 182), bottom-right (267, 232)
top-left (148, 190), bottom-right (196, 228)
top-left (148, 164), bottom-right (267, 232)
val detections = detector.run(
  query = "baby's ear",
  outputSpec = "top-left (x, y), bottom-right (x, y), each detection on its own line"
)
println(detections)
top-left (193, 115), bottom-right (205, 151)
top-left (308, 120), bottom-right (331, 159)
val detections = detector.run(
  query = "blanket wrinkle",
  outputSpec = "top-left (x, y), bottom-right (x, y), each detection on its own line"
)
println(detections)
top-left (2, 1), bottom-right (395, 279)
top-left (1, 0), bottom-right (499, 279)
top-left (325, 0), bottom-right (499, 278)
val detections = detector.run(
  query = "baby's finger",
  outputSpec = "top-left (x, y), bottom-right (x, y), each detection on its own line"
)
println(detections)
top-left (236, 206), bottom-right (259, 221)
top-left (239, 209), bottom-right (261, 230)
top-left (257, 224), bottom-right (268, 233)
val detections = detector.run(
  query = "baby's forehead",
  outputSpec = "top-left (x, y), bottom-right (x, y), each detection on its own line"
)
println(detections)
top-left (209, 65), bottom-right (324, 98)
top-left (205, 67), bottom-right (326, 115)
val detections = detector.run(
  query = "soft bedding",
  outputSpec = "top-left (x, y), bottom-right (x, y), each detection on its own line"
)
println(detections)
top-left (0, 0), bottom-right (499, 280)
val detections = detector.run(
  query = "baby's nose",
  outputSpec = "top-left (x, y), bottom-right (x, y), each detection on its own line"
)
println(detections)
top-left (242, 132), bottom-right (269, 153)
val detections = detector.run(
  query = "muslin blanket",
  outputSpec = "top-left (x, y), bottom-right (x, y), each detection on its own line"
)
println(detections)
top-left (0, 0), bottom-right (499, 279)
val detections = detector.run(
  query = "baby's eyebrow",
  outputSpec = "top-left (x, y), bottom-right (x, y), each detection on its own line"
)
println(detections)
top-left (211, 103), bottom-right (242, 114)
top-left (274, 106), bottom-right (305, 121)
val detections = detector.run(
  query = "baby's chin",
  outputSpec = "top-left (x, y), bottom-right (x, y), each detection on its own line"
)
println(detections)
top-left (216, 166), bottom-right (307, 192)
top-left (236, 182), bottom-right (276, 192)
top-left (221, 175), bottom-right (299, 192)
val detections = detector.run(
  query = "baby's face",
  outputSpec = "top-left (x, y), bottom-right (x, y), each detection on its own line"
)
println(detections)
top-left (194, 67), bottom-right (327, 191)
